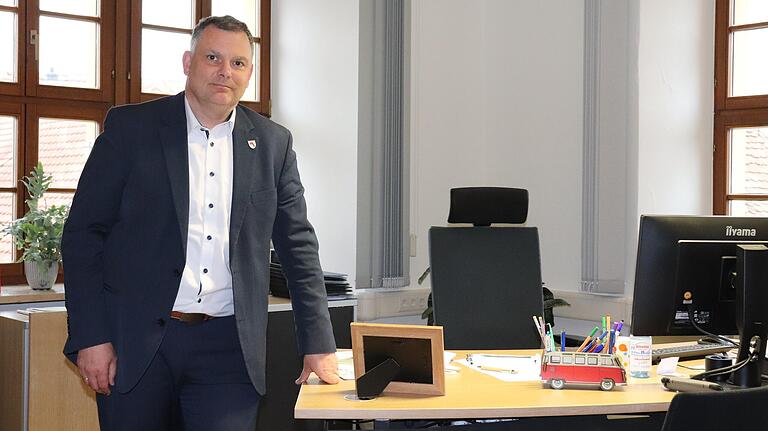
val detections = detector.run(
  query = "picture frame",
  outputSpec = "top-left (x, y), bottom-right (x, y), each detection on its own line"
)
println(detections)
top-left (351, 322), bottom-right (445, 396)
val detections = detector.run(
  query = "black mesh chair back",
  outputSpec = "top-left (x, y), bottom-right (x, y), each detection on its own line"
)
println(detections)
top-left (661, 385), bottom-right (768, 431)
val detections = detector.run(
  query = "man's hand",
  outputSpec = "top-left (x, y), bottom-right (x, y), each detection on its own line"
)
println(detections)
top-left (77, 342), bottom-right (117, 395)
top-left (295, 352), bottom-right (339, 385)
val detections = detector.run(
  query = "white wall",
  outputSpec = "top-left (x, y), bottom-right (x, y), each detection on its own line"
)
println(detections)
top-left (625, 0), bottom-right (715, 295)
top-left (271, 0), bottom-right (359, 280)
top-left (635, 0), bottom-right (714, 217)
top-left (409, 0), bottom-right (584, 291)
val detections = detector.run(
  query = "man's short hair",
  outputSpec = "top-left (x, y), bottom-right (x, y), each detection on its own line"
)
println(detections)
top-left (190, 15), bottom-right (254, 55)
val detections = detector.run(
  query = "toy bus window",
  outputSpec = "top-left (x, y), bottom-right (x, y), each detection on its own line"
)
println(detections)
top-left (600, 357), bottom-right (613, 366)
top-left (562, 356), bottom-right (574, 364)
top-left (587, 357), bottom-right (598, 366)
top-left (550, 355), bottom-right (561, 364)
top-left (574, 356), bottom-right (586, 365)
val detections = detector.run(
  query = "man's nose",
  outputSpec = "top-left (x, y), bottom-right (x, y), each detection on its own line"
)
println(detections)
top-left (217, 62), bottom-right (232, 78)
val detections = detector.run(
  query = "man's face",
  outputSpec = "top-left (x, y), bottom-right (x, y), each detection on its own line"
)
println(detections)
top-left (183, 26), bottom-right (253, 111)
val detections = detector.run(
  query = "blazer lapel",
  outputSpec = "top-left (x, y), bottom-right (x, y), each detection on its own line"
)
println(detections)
top-left (230, 106), bottom-right (259, 254)
top-left (160, 93), bottom-right (190, 255)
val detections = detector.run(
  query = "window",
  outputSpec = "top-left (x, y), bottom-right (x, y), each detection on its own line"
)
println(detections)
top-left (587, 357), bottom-right (598, 366)
top-left (0, 1), bottom-right (270, 284)
top-left (714, 0), bottom-right (768, 215)
top-left (130, 0), bottom-right (270, 114)
top-left (574, 355), bottom-right (586, 365)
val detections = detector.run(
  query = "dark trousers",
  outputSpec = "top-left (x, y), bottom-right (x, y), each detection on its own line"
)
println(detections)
top-left (96, 315), bottom-right (261, 431)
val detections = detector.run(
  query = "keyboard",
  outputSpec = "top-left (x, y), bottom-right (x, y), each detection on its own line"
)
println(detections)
top-left (652, 343), bottom-right (735, 364)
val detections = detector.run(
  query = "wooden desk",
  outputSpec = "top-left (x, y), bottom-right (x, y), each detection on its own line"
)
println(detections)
top-left (0, 297), bottom-right (356, 431)
top-left (0, 284), bottom-right (65, 305)
top-left (295, 349), bottom-right (684, 421)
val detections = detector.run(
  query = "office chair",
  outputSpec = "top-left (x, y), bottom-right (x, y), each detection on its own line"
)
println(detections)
top-left (661, 385), bottom-right (768, 431)
top-left (428, 187), bottom-right (544, 350)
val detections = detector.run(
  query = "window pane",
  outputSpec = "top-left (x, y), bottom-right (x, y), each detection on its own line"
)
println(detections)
top-left (730, 200), bottom-right (768, 216)
top-left (241, 43), bottom-right (259, 102)
top-left (39, 17), bottom-right (99, 89)
top-left (729, 127), bottom-right (768, 194)
top-left (141, 29), bottom-right (189, 95)
top-left (38, 118), bottom-right (97, 189)
top-left (733, 0), bottom-right (768, 26)
top-left (143, 0), bottom-right (194, 29)
top-left (0, 192), bottom-right (16, 263)
top-left (0, 12), bottom-right (17, 83)
top-left (39, 192), bottom-right (74, 210)
top-left (212, 0), bottom-right (259, 36)
top-left (0, 116), bottom-right (17, 188)
top-left (39, 0), bottom-right (99, 17)
top-left (731, 29), bottom-right (768, 97)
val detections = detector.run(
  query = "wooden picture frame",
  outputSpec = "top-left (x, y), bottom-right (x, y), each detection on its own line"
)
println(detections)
top-left (351, 322), bottom-right (445, 396)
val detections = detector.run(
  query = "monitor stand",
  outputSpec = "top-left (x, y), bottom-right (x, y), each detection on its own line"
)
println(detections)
top-left (728, 245), bottom-right (768, 388)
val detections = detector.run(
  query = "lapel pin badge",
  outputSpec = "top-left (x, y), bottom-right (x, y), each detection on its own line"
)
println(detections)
top-left (247, 139), bottom-right (257, 150)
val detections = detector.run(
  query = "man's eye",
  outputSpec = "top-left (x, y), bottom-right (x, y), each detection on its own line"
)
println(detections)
top-left (234, 61), bottom-right (244, 67)
top-left (207, 54), bottom-right (216, 61)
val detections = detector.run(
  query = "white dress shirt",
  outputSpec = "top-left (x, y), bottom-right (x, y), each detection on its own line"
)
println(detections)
top-left (172, 97), bottom-right (235, 316)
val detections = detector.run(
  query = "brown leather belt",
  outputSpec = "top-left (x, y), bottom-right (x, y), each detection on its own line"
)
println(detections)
top-left (170, 311), bottom-right (217, 324)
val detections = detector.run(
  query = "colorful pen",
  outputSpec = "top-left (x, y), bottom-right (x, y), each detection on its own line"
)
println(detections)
top-left (577, 326), bottom-right (600, 352)
top-left (561, 331), bottom-right (566, 351)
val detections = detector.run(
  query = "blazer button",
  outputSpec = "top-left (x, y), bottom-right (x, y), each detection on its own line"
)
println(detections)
top-left (157, 318), bottom-right (166, 326)
top-left (174, 268), bottom-right (182, 277)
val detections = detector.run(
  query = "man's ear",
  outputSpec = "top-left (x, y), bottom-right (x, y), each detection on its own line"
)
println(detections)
top-left (182, 51), bottom-right (192, 76)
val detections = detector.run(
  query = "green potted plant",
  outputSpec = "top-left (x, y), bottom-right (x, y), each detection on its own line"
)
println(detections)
top-left (2, 163), bottom-right (69, 290)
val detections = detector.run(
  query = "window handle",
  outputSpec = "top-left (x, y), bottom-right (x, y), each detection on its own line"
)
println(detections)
top-left (30, 30), bottom-right (39, 61)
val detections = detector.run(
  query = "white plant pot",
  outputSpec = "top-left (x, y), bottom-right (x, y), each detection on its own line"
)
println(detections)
top-left (24, 260), bottom-right (59, 290)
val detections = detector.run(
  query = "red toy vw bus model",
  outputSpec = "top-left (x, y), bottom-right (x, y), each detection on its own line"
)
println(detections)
top-left (540, 351), bottom-right (627, 391)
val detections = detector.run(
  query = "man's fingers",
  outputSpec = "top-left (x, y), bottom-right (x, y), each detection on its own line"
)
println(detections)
top-left (108, 358), bottom-right (117, 387)
top-left (295, 369), bottom-right (311, 385)
top-left (315, 368), bottom-right (340, 384)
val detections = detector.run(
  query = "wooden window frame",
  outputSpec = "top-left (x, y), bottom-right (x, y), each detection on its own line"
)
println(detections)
top-left (713, 0), bottom-right (768, 214)
top-left (0, 2), bottom-right (27, 97)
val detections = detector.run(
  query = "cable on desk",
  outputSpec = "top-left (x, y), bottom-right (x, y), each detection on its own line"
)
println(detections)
top-left (687, 305), bottom-right (739, 347)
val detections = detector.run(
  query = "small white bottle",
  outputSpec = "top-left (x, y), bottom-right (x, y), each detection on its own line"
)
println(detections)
top-left (629, 335), bottom-right (652, 378)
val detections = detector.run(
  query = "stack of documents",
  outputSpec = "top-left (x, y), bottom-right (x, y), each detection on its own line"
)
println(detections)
top-left (269, 250), bottom-right (353, 299)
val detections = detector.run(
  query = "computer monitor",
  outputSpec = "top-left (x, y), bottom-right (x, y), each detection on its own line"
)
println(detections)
top-left (631, 215), bottom-right (768, 337)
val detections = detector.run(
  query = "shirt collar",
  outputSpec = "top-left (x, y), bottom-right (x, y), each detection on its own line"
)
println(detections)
top-left (184, 96), bottom-right (236, 137)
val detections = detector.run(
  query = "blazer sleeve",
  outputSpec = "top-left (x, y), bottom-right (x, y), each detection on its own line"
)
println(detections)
top-left (62, 108), bottom-right (130, 358)
top-left (270, 132), bottom-right (336, 356)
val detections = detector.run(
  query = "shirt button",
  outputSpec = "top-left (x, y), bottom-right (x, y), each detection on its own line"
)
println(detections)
top-left (208, 203), bottom-right (214, 208)
top-left (207, 235), bottom-right (212, 240)
top-left (209, 142), bottom-right (214, 147)
top-left (197, 298), bottom-right (202, 303)
top-left (209, 172), bottom-right (215, 177)
top-left (203, 268), bottom-right (208, 273)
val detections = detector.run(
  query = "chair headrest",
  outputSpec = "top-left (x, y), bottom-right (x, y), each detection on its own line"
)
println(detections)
top-left (448, 187), bottom-right (529, 227)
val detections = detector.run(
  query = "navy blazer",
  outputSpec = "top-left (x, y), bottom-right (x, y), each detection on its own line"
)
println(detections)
top-left (62, 92), bottom-right (336, 394)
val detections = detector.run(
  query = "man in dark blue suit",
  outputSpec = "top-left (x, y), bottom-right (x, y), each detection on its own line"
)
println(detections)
top-left (62, 15), bottom-right (339, 430)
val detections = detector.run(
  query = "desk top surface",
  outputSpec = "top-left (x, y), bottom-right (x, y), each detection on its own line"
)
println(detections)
top-left (295, 349), bottom-right (691, 420)
top-left (0, 284), bottom-right (65, 304)
top-left (0, 284), bottom-right (356, 309)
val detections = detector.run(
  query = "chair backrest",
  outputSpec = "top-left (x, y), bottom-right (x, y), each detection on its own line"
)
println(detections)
top-left (428, 226), bottom-right (544, 350)
top-left (661, 385), bottom-right (768, 431)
